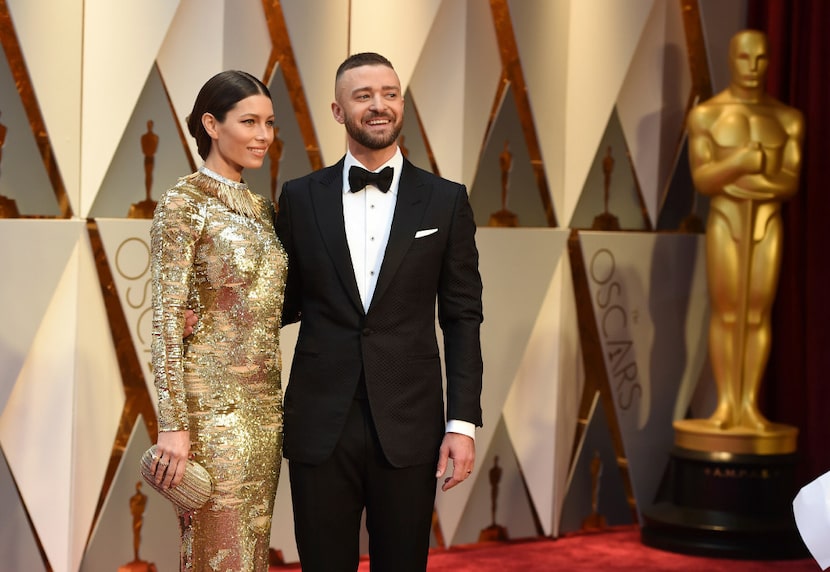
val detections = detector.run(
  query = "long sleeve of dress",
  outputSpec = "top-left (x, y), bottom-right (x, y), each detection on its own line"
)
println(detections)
top-left (150, 186), bottom-right (204, 432)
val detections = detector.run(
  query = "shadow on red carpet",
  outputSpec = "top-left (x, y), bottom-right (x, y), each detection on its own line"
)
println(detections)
top-left (271, 525), bottom-right (819, 571)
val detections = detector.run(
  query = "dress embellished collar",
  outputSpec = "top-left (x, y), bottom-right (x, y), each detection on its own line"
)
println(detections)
top-left (187, 165), bottom-right (264, 220)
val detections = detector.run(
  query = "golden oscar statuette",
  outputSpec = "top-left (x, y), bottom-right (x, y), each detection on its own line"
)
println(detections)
top-left (591, 146), bottom-right (620, 231)
top-left (118, 482), bottom-right (158, 572)
top-left (580, 451), bottom-right (608, 531)
top-left (488, 140), bottom-right (519, 227)
top-left (641, 30), bottom-right (807, 560)
top-left (674, 29), bottom-right (803, 454)
top-left (128, 120), bottom-right (160, 219)
top-left (478, 455), bottom-right (509, 542)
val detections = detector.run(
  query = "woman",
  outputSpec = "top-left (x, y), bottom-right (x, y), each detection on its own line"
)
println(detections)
top-left (149, 70), bottom-right (286, 571)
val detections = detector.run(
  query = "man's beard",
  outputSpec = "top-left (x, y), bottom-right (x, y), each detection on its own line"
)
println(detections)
top-left (344, 113), bottom-right (402, 150)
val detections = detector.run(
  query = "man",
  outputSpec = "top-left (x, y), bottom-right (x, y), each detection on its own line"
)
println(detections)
top-left (276, 52), bottom-right (483, 571)
top-left (687, 30), bottom-right (803, 432)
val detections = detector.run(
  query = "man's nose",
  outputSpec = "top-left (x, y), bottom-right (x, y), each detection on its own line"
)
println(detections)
top-left (369, 93), bottom-right (385, 110)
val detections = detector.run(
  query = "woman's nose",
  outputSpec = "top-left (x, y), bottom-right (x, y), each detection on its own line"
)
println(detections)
top-left (256, 124), bottom-right (271, 140)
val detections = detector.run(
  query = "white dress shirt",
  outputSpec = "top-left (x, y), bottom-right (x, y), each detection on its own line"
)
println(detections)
top-left (342, 150), bottom-right (402, 312)
top-left (341, 149), bottom-right (474, 441)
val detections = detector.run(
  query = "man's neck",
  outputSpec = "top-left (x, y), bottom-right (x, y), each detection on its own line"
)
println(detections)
top-left (348, 143), bottom-right (398, 171)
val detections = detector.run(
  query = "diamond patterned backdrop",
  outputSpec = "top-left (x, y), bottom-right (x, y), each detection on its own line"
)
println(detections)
top-left (0, 0), bottom-right (747, 569)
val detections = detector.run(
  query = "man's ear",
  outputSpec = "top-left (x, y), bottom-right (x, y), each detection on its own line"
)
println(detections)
top-left (331, 102), bottom-right (345, 125)
top-left (202, 113), bottom-right (219, 139)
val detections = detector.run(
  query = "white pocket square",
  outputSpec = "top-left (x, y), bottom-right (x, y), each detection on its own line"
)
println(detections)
top-left (414, 228), bottom-right (438, 238)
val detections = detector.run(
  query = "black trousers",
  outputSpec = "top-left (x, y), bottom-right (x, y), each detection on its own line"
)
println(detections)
top-left (289, 397), bottom-right (437, 572)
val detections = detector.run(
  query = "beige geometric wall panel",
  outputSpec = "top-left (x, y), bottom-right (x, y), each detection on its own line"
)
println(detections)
top-left (89, 64), bottom-right (192, 218)
top-left (72, 228), bottom-right (129, 570)
top-left (436, 228), bottom-right (571, 544)
top-left (406, 0), bottom-right (468, 185)
top-left (503, 243), bottom-right (582, 537)
top-left (409, 0), bottom-right (502, 188)
top-left (0, 235), bottom-right (80, 572)
top-left (508, 0), bottom-right (568, 224)
top-left (560, 394), bottom-right (635, 531)
top-left (567, 109), bottom-right (650, 230)
top-left (617, 0), bottom-right (691, 227)
top-left (79, 0), bottom-right (180, 217)
top-left (453, 417), bottom-right (542, 543)
top-left (0, 222), bottom-right (79, 408)
top-left (81, 417), bottom-right (178, 570)
top-left (460, 0), bottom-right (502, 188)
top-left (350, 0), bottom-right (442, 92)
top-left (511, 0), bottom-right (654, 226)
top-left (563, 0), bottom-right (654, 226)
top-left (6, 0), bottom-right (82, 213)
top-left (577, 231), bottom-right (709, 519)
top-left (280, 0), bottom-right (350, 165)
top-left (156, 0), bottom-right (225, 166)
top-left (223, 0), bottom-right (271, 76)
top-left (468, 81), bottom-right (552, 228)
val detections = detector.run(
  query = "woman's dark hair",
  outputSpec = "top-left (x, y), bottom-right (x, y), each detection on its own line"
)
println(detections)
top-left (186, 70), bottom-right (272, 160)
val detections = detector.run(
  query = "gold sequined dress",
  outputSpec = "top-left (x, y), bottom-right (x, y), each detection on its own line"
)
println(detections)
top-left (151, 166), bottom-right (287, 571)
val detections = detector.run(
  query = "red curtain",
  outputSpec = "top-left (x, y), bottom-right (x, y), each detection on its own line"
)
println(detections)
top-left (747, 0), bottom-right (830, 484)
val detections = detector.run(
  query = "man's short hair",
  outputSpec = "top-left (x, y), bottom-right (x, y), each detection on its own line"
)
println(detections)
top-left (336, 52), bottom-right (394, 81)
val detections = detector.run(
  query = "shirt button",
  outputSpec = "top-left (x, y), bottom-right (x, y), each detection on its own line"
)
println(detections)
top-left (362, 328), bottom-right (372, 336)
top-left (369, 271), bottom-right (375, 275)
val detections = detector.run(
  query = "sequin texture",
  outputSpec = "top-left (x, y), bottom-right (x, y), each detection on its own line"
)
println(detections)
top-left (151, 167), bottom-right (287, 571)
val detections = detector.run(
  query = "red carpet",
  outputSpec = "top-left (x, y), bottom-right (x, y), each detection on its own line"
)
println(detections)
top-left (271, 526), bottom-right (819, 571)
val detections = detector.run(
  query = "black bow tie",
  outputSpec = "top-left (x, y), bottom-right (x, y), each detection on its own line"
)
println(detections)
top-left (349, 166), bottom-right (394, 193)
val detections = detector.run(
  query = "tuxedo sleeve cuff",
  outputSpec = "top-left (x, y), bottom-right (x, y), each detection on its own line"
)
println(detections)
top-left (446, 420), bottom-right (476, 440)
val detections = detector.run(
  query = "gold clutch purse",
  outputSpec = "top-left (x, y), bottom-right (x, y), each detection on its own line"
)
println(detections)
top-left (139, 445), bottom-right (213, 511)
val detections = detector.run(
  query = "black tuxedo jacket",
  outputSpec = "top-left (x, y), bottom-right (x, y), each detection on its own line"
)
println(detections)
top-left (275, 157), bottom-right (483, 468)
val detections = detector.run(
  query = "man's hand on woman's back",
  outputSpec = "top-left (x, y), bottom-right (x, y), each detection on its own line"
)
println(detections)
top-left (184, 309), bottom-right (198, 338)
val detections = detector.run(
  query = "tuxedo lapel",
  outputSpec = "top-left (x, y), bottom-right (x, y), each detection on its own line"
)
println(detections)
top-left (310, 160), bottom-right (364, 315)
top-left (371, 160), bottom-right (431, 310)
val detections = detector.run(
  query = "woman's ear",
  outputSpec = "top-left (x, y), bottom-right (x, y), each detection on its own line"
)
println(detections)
top-left (202, 113), bottom-right (219, 139)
